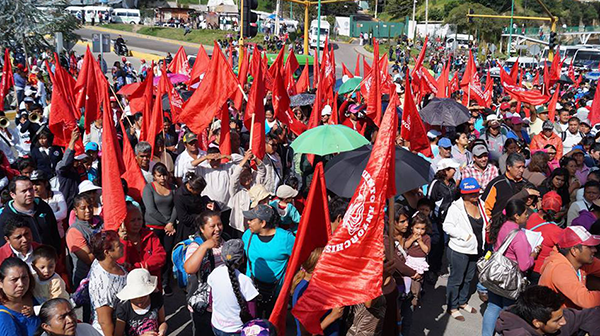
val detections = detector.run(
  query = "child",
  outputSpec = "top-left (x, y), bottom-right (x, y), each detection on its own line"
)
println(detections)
top-left (403, 212), bottom-right (431, 307)
top-left (31, 245), bottom-right (69, 307)
top-left (208, 239), bottom-right (258, 335)
top-left (269, 184), bottom-right (301, 231)
top-left (115, 268), bottom-right (168, 336)
top-left (417, 197), bottom-right (443, 283)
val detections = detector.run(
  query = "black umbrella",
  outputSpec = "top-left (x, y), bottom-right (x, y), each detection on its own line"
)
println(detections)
top-left (419, 97), bottom-right (471, 126)
top-left (558, 74), bottom-right (574, 85)
top-left (290, 93), bottom-right (315, 107)
top-left (161, 90), bottom-right (194, 111)
top-left (324, 145), bottom-right (431, 198)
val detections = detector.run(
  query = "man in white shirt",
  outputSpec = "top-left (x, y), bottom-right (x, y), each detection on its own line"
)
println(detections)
top-left (135, 141), bottom-right (153, 183)
top-left (187, 147), bottom-right (234, 211)
top-left (553, 109), bottom-right (570, 134)
top-left (174, 132), bottom-right (206, 185)
top-left (561, 117), bottom-right (583, 154)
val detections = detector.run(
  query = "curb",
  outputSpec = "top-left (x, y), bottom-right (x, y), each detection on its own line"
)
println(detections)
top-left (353, 45), bottom-right (374, 60)
top-left (83, 25), bottom-right (213, 51)
top-left (76, 40), bottom-right (165, 62)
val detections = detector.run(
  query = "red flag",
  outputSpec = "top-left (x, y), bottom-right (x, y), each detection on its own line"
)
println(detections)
top-left (460, 50), bottom-right (486, 106)
top-left (283, 50), bottom-right (299, 97)
top-left (233, 47), bottom-right (250, 110)
top-left (420, 68), bottom-right (438, 96)
top-left (501, 76), bottom-right (550, 106)
top-left (48, 54), bottom-right (82, 151)
top-left (548, 84), bottom-right (561, 123)
top-left (228, 46), bottom-right (234, 69)
top-left (483, 67), bottom-right (493, 108)
top-left (139, 65), bottom-right (156, 141)
top-left (219, 105), bottom-right (231, 158)
top-left (179, 42), bottom-right (239, 135)
top-left (128, 65), bottom-right (154, 117)
top-left (320, 40), bottom-right (336, 93)
top-left (449, 71), bottom-right (459, 95)
top-left (575, 74), bottom-right (582, 88)
top-left (330, 92), bottom-right (339, 125)
top-left (292, 81), bottom-right (397, 334)
top-left (567, 59), bottom-right (576, 82)
top-left (342, 63), bottom-right (353, 78)
top-left (167, 46), bottom-right (190, 76)
top-left (268, 47), bottom-right (285, 81)
top-left (146, 66), bottom-right (170, 157)
top-left (164, 73), bottom-right (184, 122)
top-left (354, 54), bottom-right (361, 77)
top-left (74, 47), bottom-right (101, 133)
top-left (188, 45), bottom-right (210, 85)
top-left (0, 49), bottom-right (14, 111)
top-left (533, 70), bottom-right (540, 86)
top-left (543, 60), bottom-right (550, 95)
top-left (549, 49), bottom-right (562, 85)
top-left (362, 55), bottom-right (371, 76)
top-left (588, 84), bottom-right (600, 127)
top-left (410, 36), bottom-right (429, 79)
top-left (510, 57), bottom-right (519, 83)
top-left (435, 62), bottom-right (450, 98)
top-left (401, 74), bottom-right (433, 157)
top-left (119, 120), bottom-right (146, 202)
top-left (365, 40), bottom-right (382, 126)
top-left (97, 69), bottom-right (127, 231)
top-left (296, 58), bottom-right (310, 93)
top-left (269, 162), bottom-right (331, 335)
top-left (313, 49), bottom-right (320, 88)
top-left (271, 52), bottom-right (291, 122)
top-left (243, 51), bottom-right (266, 160)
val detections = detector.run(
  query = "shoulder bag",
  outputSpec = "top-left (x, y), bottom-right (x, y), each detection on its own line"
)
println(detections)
top-left (477, 229), bottom-right (529, 300)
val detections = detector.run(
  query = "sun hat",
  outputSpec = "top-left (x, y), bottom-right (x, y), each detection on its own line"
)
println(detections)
top-left (541, 191), bottom-right (562, 213)
top-left (435, 158), bottom-right (459, 172)
top-left (558, 226), bottom-right (600, 249)
top-left (78, 180), bottom-right (102, 194)
top-left (116, 268), bottom-right (157, 301)
top-left (459, 177), bottom-right (480, 194)
top-left (321, 105), bottom-right (332, 116)
top-left (276, 185), bottom-right (298, 199)
top-left (242, 204), bottom-right (274, 222)
top-left (248, 184), bottom-right (272, 208)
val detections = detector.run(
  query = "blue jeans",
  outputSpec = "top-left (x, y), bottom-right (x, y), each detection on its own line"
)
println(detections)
top-left (212, 327), bottom-right (240, 336)
top-left (481, 291), bottom-right (515, 336)
top-left (446, 247), bottom-right (478, 310)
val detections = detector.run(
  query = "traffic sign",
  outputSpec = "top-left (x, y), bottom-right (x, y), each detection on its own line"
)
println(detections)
top-left (529, 44), bottom-right (541, 56)
top-left (92, 33), bottom-right (111, 53)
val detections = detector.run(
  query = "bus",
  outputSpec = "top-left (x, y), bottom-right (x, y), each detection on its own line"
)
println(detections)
top-left (309, 20), bottom-right (330, 49)
top-left (111, 9), bottom-right (141, 24)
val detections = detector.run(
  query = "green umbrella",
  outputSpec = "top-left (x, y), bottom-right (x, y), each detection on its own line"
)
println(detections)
top-left (290, 124), bottom-right (370, 156)
top-left (337, 77), bottom-right (363, 95)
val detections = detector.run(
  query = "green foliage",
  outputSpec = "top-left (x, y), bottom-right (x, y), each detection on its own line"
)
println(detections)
top-left (445, 2), bottom-right (504, 40)
top-left (258, 0), bottom-right (275, 12)
top-left (384, 0), bottom-right (415, 19)
top-left (104, 25), bottom-right (264, 45)
top-left (322, 1), bottom-right (360, 16)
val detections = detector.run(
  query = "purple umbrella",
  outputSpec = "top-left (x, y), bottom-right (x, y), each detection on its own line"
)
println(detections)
top-left (153, 73), bottom-right (190, 86)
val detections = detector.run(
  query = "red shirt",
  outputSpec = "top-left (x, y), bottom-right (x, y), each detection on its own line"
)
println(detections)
top-left (526, 212), bottom-right (564, 274)
top-left (118, 228), bottom-right (166, 287)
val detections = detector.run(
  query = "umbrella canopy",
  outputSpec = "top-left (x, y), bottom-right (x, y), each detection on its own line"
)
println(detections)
top-left (419, 97), bottom-right (471, 126)
top-left (585, 71), bottom-right (600, 81)
top-left (290, 124), bottom-right (369, 156)
top-left (558, 74), bottom-right (574, 85)
top-left (153, 73), bottom-right (190, 86)
top-left (337, 77), bottom-right (363, 95)
top-left (290, 93), bottom-right (315, 107)
top-left (325, 145), bottom-right (431, 198)
top-left (162, 90), bottom-right (194, 110)
top-left (117, 82), bottom-right (141, 96)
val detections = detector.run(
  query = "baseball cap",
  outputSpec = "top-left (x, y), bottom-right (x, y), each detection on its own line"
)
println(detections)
top-left (221, 239), bottom-right (245, 265)
top-left (74, 153), bottom-right (89, 161)
top-left (459, 177), bottom-right (481, 194)
top-left (500, 102), bottom-right (510, 110)
top-left (243, 204), bottom-right (275, 222)
top-left (435, 158), bottom-right (459, 172)
top-left (555, 103), bottom-right (563, 110)
top-left (30, 170), bottom-right (48, 182)
top-left (472, 144), bottom-right (489, 157)
top-left (542, 120), bottom-right (555, 130)
top-left (541, 191), bottom-right (562, 213)
top-left (85, 142), bottom-right (99, 152)
top-left (321, 105), bottom-right (332, 116)
top-left (486, 114), bottom-right (500, 124)
top-left (276, 185), bottom-right (298, 199)
top-left (183, 132), bottom-right (198, 143)
top-left (427, 130), bottom-right (441, 139)
top-left (510, 116), bottom-right (523, 125)
top-left (348, 104), bottom-right (364, 114)
top-left (567, 145), bottom-right (585, 156)
top-left (558, 226), bottom-right (600, 249)
top-left (24, 97), bottom-right (34, 103)
top-left (438, 137), bottom-right (452, 148)
top-left (78, 180), bottom-right (102, 194)
top-left (536, 106), bottom-right (549, 114)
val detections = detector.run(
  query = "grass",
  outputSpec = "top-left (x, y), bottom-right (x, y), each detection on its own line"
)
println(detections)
top-left (100, 23), bottom-right (135, 32)
top-left (101, 24), bottom-right (264, 45)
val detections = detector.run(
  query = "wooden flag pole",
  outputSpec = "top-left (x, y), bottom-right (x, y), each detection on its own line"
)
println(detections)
top-left (249, 113), bottom-right (255, 151)
top-left (108, 84), bottom-right (134, 130)
top-left (238, 84), bottom-right (248, 102)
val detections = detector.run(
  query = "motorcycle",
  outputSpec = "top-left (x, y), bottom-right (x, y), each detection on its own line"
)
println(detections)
top-left (113, 40), bottom-right (129, 56)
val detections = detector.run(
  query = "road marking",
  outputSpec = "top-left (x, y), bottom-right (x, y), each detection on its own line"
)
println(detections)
top-left (168, 320), bottom-right (192, 336)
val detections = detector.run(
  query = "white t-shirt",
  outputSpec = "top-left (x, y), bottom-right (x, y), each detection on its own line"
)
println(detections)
top-left (174, 149), bottom-right (206, 180)
top-left (207, 265), bottom-right (259, 333)
top-left (194, 161), bottom-right (234, 210)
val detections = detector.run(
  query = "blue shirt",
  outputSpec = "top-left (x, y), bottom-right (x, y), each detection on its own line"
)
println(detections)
top-left (292, 280), bottom-right (339, 336)
top-left (13, 73), bottom-right (25, 89)
top-left (0, 304), bottom-right (40, 336)
top-left (269, 200), bottom-right (301, 228)
top-left (242, 228), bottom-right (295, 285)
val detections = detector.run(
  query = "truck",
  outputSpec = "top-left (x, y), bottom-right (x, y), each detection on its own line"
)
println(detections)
top-left (309, 19), bottom-right (330, 49)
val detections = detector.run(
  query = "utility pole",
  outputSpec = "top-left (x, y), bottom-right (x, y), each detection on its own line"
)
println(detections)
top-left (424, 0), bottom-right (428, 36)
top-left (411, 0), bottom-right (417, 39)
top-left (507, 0), bottom-right (514, 55)
top-left (316, 0), bottom-right (321, 60)
top-left (374, 0), bottom-right (378, 19)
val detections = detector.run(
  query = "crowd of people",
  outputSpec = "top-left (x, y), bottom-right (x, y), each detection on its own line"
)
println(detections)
top-left (2, 34), bottom-right (600, 336)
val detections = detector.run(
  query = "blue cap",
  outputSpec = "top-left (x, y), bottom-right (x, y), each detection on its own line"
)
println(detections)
top-left (438, 137), bottom-right (452, 148)
top-left (460, 177), bottom-right (481, 194)
top-left (85, 142), bottom-right (99, 152)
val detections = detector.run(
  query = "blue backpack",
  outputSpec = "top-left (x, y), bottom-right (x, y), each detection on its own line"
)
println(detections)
top-left (171, 235), bottom-right (204, 288)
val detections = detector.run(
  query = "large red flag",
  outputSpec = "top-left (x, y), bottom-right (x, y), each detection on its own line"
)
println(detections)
top-left (179, 42), bottom-right (238, 135)
top-left (354, 53), bottom-right (361, 77)
top-left (362, 55), bottom-right (371, 76)
top-left (296, 58), bottom-right (310, 93)
top-left (292, 82), bottom-right (397, 334)
top-left (0, 49), bottom-right (14, 111)
top-left (188, 45), bottom-right (210, 85)
top-left (164, 72), bottom-right (184, 122)
top-left (342, 63), bottom-right (353, 78)
top-left (138, 65), bottom-right (155, 141)
top-left (119, 120), bottom-right (146, 202)
top-left (548, 84), bottom-right (561, 123)
top-left (410, 36), bottom-right (429, 80)
top-left (75, 47), bottom-right (101, 133)
top-left (243, 51), bottom-right (266, 160)
top-left (365, 40), bottom-right (382, 126)
top-left (435, 61), bottom-right (450, 98)
top-left (483, 67), bottom-right (493, 108)
top-left (97, 70), bottom-right (127, 231)
top-left (48, 54), bottom-right (82, 150)
top-left (501, 79), bottom-right (550, 106)
top-left (129, 64), bottom-right (154, 115)
top-left (269, 162), bottom-right (331, 335)
top-left (549, 49), bottom-right (562, 85)
top-left (283, 50), bottom-right (299, 97)
top-left (461, 50), bottom-right (486, 106)
top-left (510, 57), bottom-right (520, 83)
top-left (167, 46), bottom-right (190, 76)
top-left (588, 84), bottom-right (600, 127)
top-left (271, 60), bottom-right (291, 122)
top-left (401, 74), bottom-right (433, 157)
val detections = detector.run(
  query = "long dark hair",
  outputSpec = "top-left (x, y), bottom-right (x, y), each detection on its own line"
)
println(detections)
top-left (488, 199), bottom-right (527, 244)
top-left (0, 257), bottom-right (35, 303)
top-left (541, 168), bottom-right (569, 195)
top-left (223, 241), bottom-right (252, 323)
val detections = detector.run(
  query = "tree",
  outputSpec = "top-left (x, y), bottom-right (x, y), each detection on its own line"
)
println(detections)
top-left (384, 0), bottom-right (415, 19)
top-left (445, 2), bottom-right (504, 41)
top-left (323, 1), bottom-right (359, 16)
top-left (0, 0), bottom-right (80, 55)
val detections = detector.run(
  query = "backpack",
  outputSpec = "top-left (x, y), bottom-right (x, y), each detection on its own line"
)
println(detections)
top-left (561, 130), bottom-right (584, 142)
top-left (172, 235), bottom-right (205, 288)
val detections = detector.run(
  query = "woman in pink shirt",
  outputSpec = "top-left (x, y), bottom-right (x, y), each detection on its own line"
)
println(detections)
top-left (481, 199), bottom-right (541, 336)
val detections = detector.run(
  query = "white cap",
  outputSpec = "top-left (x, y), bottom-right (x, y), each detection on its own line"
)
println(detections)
top-left (486, 114), bottom-right (499, 123)
top-left (78, 180), bottom-right (102, 194)
top-left (321, 105), bottom-right (332, 116)
top-left (556, 103), bottom-right (563, 110)
top-left (436, 158), bottom-right (460, 172)
top-left (427, 130), bottom-right (441, 139)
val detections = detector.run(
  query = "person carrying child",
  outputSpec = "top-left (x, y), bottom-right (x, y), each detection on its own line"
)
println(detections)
top-left (269, 185), bottom-right (301, 232)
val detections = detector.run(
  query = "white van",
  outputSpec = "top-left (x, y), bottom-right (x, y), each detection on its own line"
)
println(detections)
top-left (445, 34), bottom-right (473, 49)
top-left (65, 6), bottom-right (85, 18)
top-left (309, 19), bottom-right (330, 49)
top-left (504, 57), bottom-right (538, 71)
top-left (572, 48), bottom-right (600, 69)
top-left (83, 6), bottom-right (113, 23)
top-left (111, 9), bottom-right (141, 24)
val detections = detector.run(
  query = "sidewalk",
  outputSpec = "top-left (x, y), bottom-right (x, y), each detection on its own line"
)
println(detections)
top-left (354, 44), bottom-right (375, 60)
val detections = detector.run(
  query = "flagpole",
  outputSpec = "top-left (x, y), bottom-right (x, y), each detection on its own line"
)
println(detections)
top-left (108, 84), bottom-right (135, 129)
top-left (238, 84), bottom-right (249, 101)
top-left (249, 113), bottom-right (255, 151)
top-left (387, 197), bottom-right (395, 260)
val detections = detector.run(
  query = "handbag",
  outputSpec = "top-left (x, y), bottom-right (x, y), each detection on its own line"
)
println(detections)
top-left (477, 229), bottom-right (529, 300)
top-left (71, 277), bottom-right (90, 307)
top-left (186, 249), bottom-right (215, 314)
